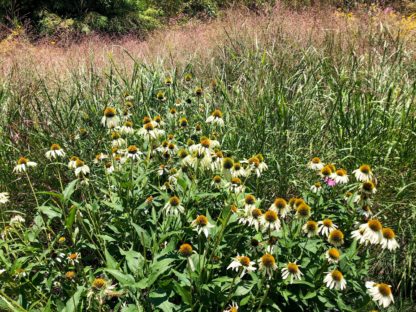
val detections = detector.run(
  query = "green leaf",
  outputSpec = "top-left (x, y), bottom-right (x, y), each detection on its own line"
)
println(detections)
top-left (105, 269), bottom-right (135, 287)
top-left (105, 248), bottom-right (118, 269)
top-left (38, 206), bottom-right (62, 219)
top-left (65, 205), bottom-right (77, 230)
top-left (63, 180), bottom-right (78, 202)
top-left (62, 286), bottom-right (84, 312)
top-left (173, 281), bottom-right (192, 305)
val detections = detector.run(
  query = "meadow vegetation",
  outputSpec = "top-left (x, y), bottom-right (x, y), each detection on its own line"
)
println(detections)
top-left (0, 3), bottom-right (415, 311)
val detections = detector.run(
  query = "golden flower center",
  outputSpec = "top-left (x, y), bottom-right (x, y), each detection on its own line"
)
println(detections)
top-left (111, 132), bottom-right (121, 139)
top-left (294, 199), bottom-right (305, 207)
top-left (306, 221), bottom-right (317, 231)
top-left (321, 166), bottom-right (332, 176)
top-left (65, 271), bottom-right (75, 279)
top-left (368, 220), bottom-right (382, 232)
top-left (297, 204), bottom-right (310, 217)
top-left (212, 109), bottom-right (223, 118)
top-left (104, 107), bottom-right (116, 117)
top-left (75, 159), bottom-right (84, 167)
top-left (251, 208), bottom-right (262, 219)
top-left (169, 196), bottom-right (180, 206)
top-left (329, 229), bottom-right (344, 242)
top-left (51, 144), bottom-right (61, 150)
top-left (382, 228), bottom-right (395, 239)
top-left (179, 243), bottom-right (193, 257)
top-left (331, 270), bottom-right (343, 282)
top-left (68, 253), bottom-right (78, 260)
top-left (144, 123), bottom-right (154, 131)
top-left (196, 215), bottom-right (208, 226)
top-left (323, 219), bottom-right (333, 227)
top-left (362, 181), bottom-right (375, 192)
top-left (248, 156), bottom-right (260, 167)
top-left (70, 156), bottom-right (78, 162)
top-left (168, 143), bottom-right (175, 150)
top-left (336, 169), bottom-right (346, 176)
top-left (233, 163), bottom-right (242, 170)
top-left (287, 263), bottom-right (299, 274)
top-left (170, 108), bottom-right (177, 114)
top-left (360, 165), bottom-right (371, 174)
top-left (124, 121), bottom-right (133, 127)
top-left (311, 157), bottom-right (321, 164)
top-left (265, 210), bottom-right (278, 222)
top-left (213, 176), bottom-right (221, 183)
top-left (17, 157), bottom-right (28, 165)
top-left (154, 116), bottom-right (162, 122)
top-left (143, 116), bottom-right (151, 124)
top-left (274, 198), bottom-right (287, 209)
top-left (201, 139), bottom-right (210, 148)
top-left (92, 278), bottom-right (106, 289)
top-left (180, 118), bottom-right (188, 127)
top-left (378, 283), bottom-right (392, 296)
top-left (314, 182), bottom-right (321, 187)
top-left (261, 254), bottom-right (275, 268)
top-left (245, 195), bottom-right (255, 205)
top-left (239, 256), bottom-right (251, 267)
top-left (128, 145), bottom-right (138, 154)
top-left (223, 158), bottom-right (234, 169)
top-left (328, 248), bottom-right (340, 259)
top-left (231, 177), bottom-right (241, 185)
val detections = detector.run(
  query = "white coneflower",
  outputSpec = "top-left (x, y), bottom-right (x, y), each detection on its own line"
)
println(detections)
top-left (325, 248), bottom-right (341, 264)
top-left (361, 181), bottom-right (377, 194)
top-left (10, 215), bottom-right (25, 225)
top-left (317, 219), bottom-right (338, 237)
top-left (45, 144), bottom-right (65, 160)
top-left (211, 151), bottom-right (224, 171)
top-left (67, 252), bottom-right (80, 266)
top-left (93, 153), bottom-right (108, 164)
top-left (206, 109), bottom-right (225, 127)
top-left (310, 182), bottom-right (322, 193)
top-left (359, 219), bottom-right (383, 244)
top-left (320, 165), bottom-right (333, 179)
top-left (302, 220), bottom-right (318, 237)
top-left (163, 196), bottom-right (185, 216)
top-left (243, 194), bottom-right (256, 212)
top-left (230, 162), bottom-right (248, 178)
top-left (223, 302), bottom-right (239, 312)
top-left (351, 228), bottom-right (369, 245)
top-left (105, 162), bottom-right (114, 174)
top-left (138, 122), bottom-right (164, 141)
top-left (328, 229), bottom-right (344, 247)
top-left (182, 153), bottom-right (198, 170)
top-left (74, 159), bottom-right (90, 178)
top-left (101, 107), bottom-right (120, 128)
top-left (13, 157), bottom-right (37, 173)
top-left (380, 228), bottom-right (399, 251)
top-left (200, 154), bottom-right (213, 170)
top-left (68, 156), bottom-right (78, 169)
top-left (189, 137), bottom-right (219, 157)
top-left (324, 270), bottom-right (346, 290)
top-left (308, 157), bottom-right (324, 170)
top-left (358, 205), bottom-right (373, 218)
top-left (269, 198), bottom-right (290, 218)
top-left (332, 169), bottom-right (349, 184)
top-left (353, 164), bottom-right (373, 182)
top-left (120, 121), bottom-right (134, 135)
top-left (229, 177), bottom-right (245, 193)
top-left (126, 145), bottom-right (141, 161)
top-left (258, 254), bottom-right (277, 278)
top-left (227, 255), bottom-right (256, 277)
top-left (281, 262), bottom-right (303, 284)
top-left (211, 175), bottom-right (224, 189)
top-left (296, 203), bottom-right (311, 219)
top-left (366, 282), bottom-right (394, 308)
top-left (246, 155), bottom-right (268, 177)
top-left (261, 210), bottom-right (281, 232)
top-left (0, 192), bottom-right (9, 204)
top-left (111, 131), bottom-right (126, 148)
top-left (240, 208), bottom-right (263, 232)
top-left (191, 215), bottom-right (215, 238)
top-left (153, 115), bottom-right (165, 128)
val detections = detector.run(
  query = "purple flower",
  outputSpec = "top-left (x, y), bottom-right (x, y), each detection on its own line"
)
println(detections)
top-left (324, 177), bottom-right (337, 187)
